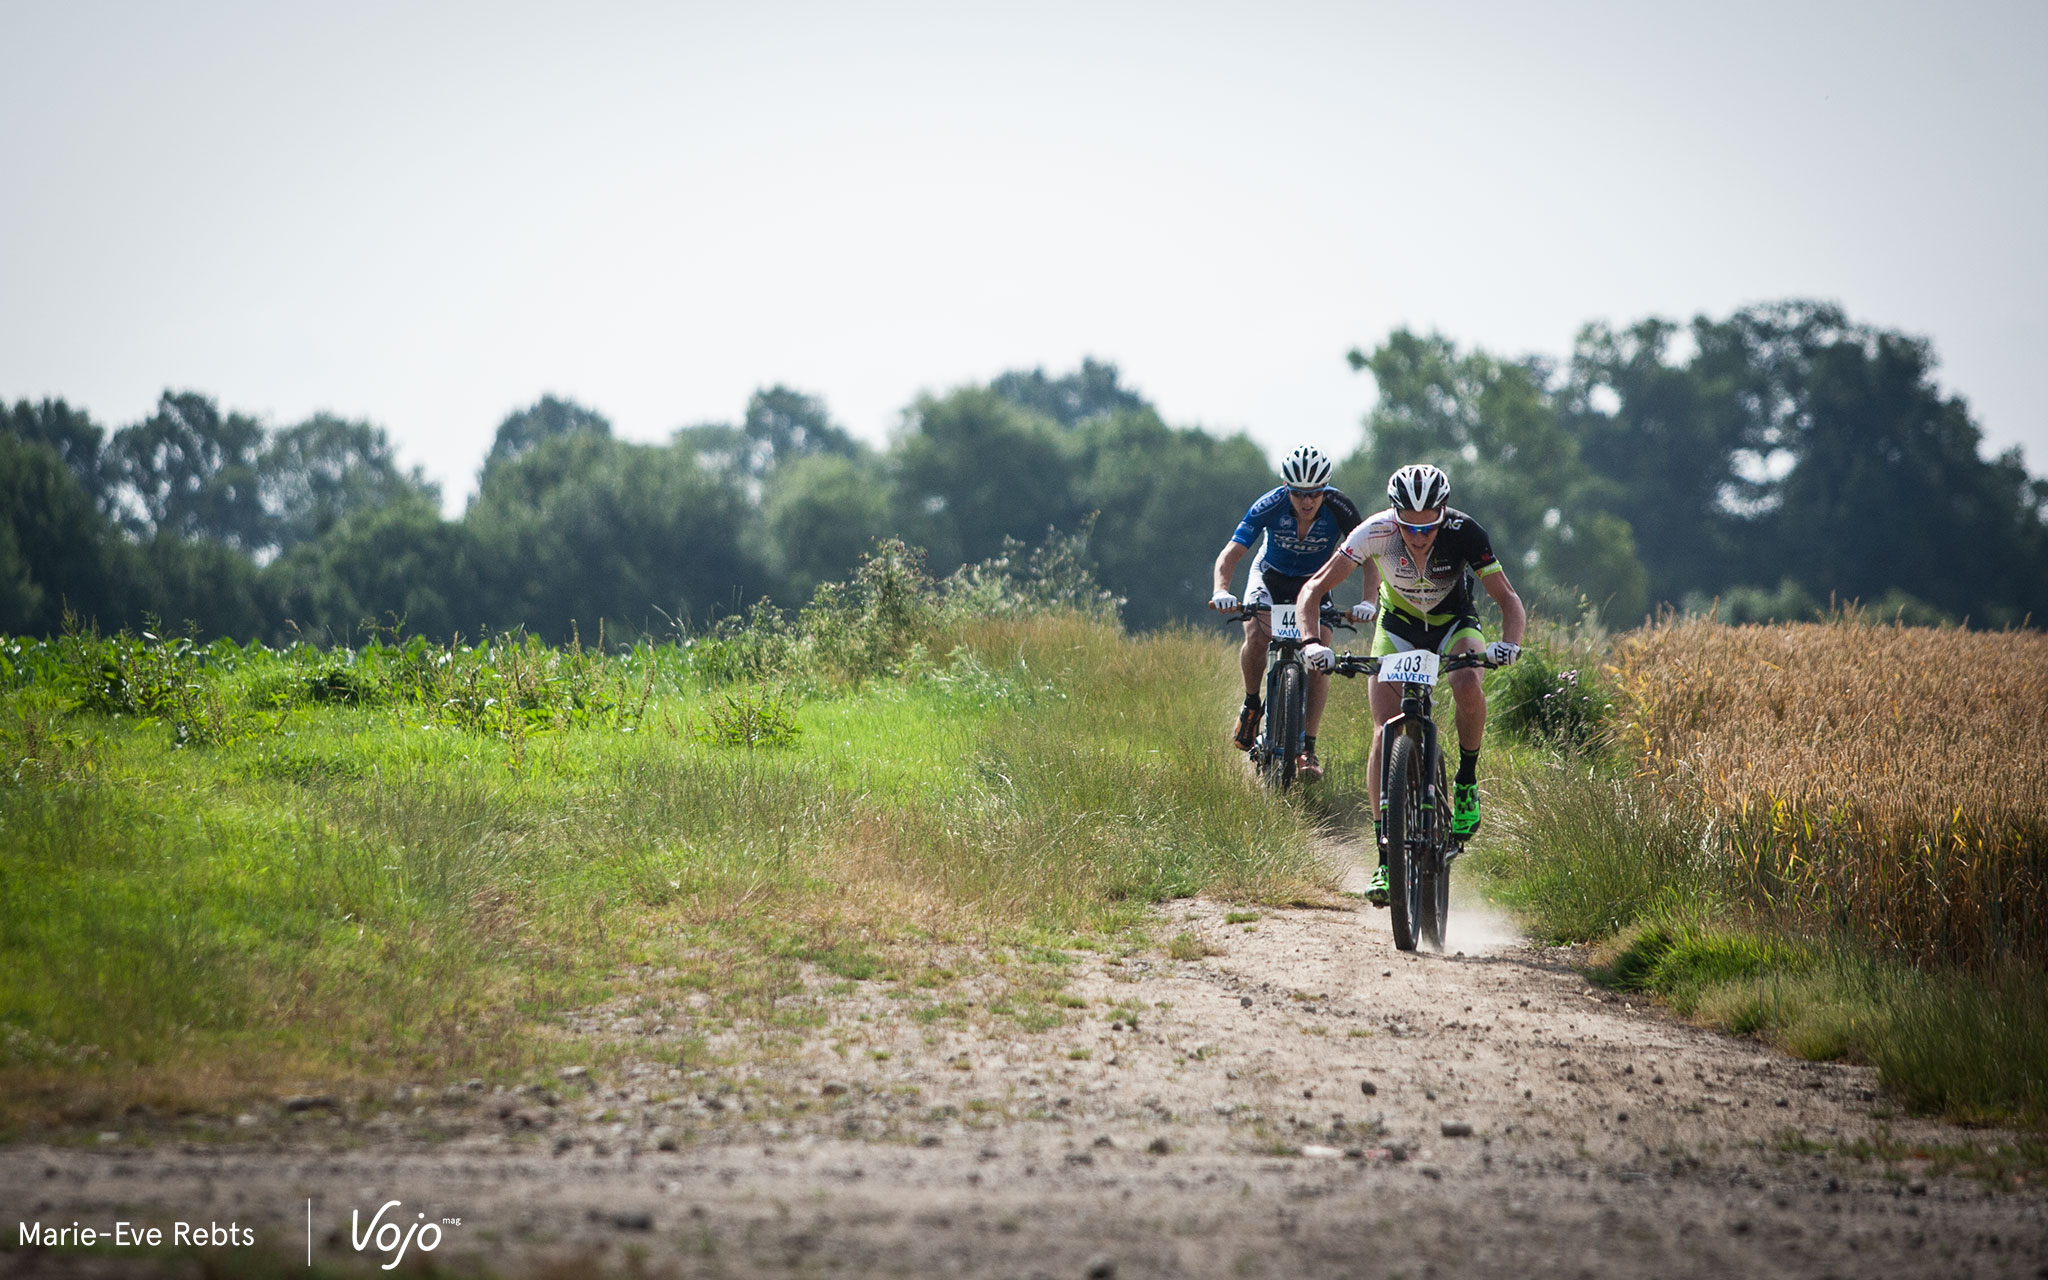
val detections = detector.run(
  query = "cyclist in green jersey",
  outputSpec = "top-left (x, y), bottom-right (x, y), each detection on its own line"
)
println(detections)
top-left (1297, 464), bottom-right (1527, 906)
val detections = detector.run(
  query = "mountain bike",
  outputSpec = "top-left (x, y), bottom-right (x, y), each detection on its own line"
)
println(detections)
top-left (1331, 648), bottom-right (1498, 952)
top-left (1227, 602), bottom-right (1350, 791)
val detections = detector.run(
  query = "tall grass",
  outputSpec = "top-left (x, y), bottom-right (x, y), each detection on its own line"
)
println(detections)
top-left (1612, 613), bottom-right (2048, 968)
top-left (1468, 611), bottom-right (2048, 1125)
top-left (0, 544), bottom-right (1331, 1122)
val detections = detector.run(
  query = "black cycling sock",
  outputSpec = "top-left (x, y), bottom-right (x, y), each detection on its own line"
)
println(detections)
top-left (1301, 735), bottom-right (1316, 754)
top-left (1243, 692), bottom-right (1262, 711)
top-left (1373, 817), bottom-right (1387, 865)
top-left (1457, 747), bottom-right (1480, 786)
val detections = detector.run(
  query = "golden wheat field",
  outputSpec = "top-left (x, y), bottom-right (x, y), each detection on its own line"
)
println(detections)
top-left (1609, 615), bottom-right (2048, 968)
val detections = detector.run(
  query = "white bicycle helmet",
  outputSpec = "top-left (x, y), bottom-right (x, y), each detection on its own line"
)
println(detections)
top-left (1387, 463), bottom-right (1450, 512)
top-left (1280, 445), bottom-right (1333, 490)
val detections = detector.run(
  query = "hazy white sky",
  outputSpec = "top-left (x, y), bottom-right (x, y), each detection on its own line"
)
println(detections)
top-left (4, 1), bottom-right (2043, 508)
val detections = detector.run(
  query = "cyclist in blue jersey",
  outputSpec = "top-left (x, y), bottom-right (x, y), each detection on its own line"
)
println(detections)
top-left (1207, 445), bottom-right (1368, 782)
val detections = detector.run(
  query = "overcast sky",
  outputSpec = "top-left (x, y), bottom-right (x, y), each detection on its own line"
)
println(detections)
top-left (4, 1), bottom-right (2043, 508)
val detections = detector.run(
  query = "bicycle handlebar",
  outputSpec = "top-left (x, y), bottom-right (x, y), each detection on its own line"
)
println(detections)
top-left (1329, 650), bottom-right (1501, 678)
top-left (1221, 602), bottom-right (1355, 631)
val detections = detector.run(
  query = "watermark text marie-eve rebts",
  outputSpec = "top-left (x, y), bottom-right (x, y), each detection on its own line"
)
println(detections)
top-left (20, 1219), bottom-right (256, 1248)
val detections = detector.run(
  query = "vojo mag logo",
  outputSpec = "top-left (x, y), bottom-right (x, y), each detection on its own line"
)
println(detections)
top-left (350, 1200), bottom-right (459, 1269)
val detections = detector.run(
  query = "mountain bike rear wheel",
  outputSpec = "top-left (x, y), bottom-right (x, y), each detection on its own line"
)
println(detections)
top-left (1418, 750), bottom-right (1449, 952)
top-left (1384, 730), bottom-right (1425, 952)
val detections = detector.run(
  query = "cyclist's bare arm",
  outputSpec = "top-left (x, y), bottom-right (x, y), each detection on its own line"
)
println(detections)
top-left (1481, 569), bottom-right (1527, 645)
top-left (1294, 548), bottom-right (1359, 630)
top-left (1297, 549), bottom-right (1372, 626)
top-left (1213, 541), bottom-right (1250, 596)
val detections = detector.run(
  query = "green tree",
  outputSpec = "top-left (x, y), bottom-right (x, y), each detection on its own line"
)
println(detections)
top-left (0, 433), bottom-right (121, 633)
top-left (1709, 301), bottom-right (2047, 624)
top-left (891, 387), bottom-right (1081, 575)
top-left (1561, 318), bottom-right (1752, 605)
top-left (484, 394), bottom-right (611, 468)
top-left (107, 391), bottom-right (270, 550)
top-left (990, 358), bottom-right (1150, 429)
top-left (1564, 301), bottom-right (2048, 624)
top-left (4, 398), bottom-right (111, 513)
top-left (125, 532), bottom-right (276, 640)
top-left (1069, 408), bottom-right (1274, 630)
top-left (1340, 331), bottom-right (1649, 625)
top-left (759, 452), bottom-right (895, 602)
top-left (676, 385), bottom-right (860, 504)
top-left (269, 493), bottom-right (477, 643)
top-left (465, 434), bottom-right (761, 639)
top-left (260, 413), bottom-right (440, 554)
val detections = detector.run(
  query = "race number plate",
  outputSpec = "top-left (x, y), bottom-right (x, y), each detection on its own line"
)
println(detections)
top-left (1378, 649), bottom-right (1440, 685)
top-left (1272, 603), bottom-right (1303, 641)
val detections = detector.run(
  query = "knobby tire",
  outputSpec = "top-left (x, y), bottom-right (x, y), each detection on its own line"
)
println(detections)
top-left (1384, 731), bottom-right (1425, 952)
top-left (1267, 661), bottom-right (1304, 792)
top-left (1425, 749), bottom-right (1458, 950)
top-left (1419, 750), bottom-right (1450, 952)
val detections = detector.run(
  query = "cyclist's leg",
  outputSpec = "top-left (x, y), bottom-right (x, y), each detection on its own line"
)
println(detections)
top-left (1239, 614), bottom-right (1270, 696)
top-left (1442, 619), bottom-right (1487, 752)
top-left (1240, 568), bottom-right (1274, 696)
top-left (1232, 573), bottom-right (1275, 749)
top-left (1442, 618), bottom-right (1488, 837)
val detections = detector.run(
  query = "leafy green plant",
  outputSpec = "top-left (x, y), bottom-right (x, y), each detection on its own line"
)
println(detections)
top-left (1488, 642), bottom-right (1612, 750)
top-left (801, 539), bottom-right (943, 685)
top-left (696, 684), bottom-right (803, 748)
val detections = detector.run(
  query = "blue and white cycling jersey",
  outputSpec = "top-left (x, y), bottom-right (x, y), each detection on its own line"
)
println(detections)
top-left (1229, 486), bottom-right (1363, 579)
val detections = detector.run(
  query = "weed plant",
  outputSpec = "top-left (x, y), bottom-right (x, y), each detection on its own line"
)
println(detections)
top-left (1486, 636), bottom-right (1614, 751)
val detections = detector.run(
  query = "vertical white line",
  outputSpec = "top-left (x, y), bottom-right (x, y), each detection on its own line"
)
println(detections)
top-left (306, 1198), bottom-right (312, 1266)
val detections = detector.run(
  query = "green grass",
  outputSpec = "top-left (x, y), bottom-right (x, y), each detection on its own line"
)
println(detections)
top-left (0, 610), bottom-right (1338, 1127)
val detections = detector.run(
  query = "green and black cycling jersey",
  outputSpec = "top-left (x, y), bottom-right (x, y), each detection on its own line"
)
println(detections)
top-left (1338, 508), bottom-right (1504, 653)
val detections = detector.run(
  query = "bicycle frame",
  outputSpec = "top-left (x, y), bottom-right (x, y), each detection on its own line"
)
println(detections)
top-left (1386, 681), bottom-right (1448, 850)
top-left (1334, 647), bottom-right (1495, 950)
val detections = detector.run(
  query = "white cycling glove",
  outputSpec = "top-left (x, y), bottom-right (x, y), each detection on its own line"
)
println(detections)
top-left (1302, 643), bottom-right (1335, 672)
top-left (1487, 641), bottom-right (1522, 666)
top-left (1209, 590), bottom-right (1240, 612)
top-left (1349, 601), bottom-right (1378, 624)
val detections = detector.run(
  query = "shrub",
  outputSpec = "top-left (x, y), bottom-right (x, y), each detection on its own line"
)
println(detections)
top-left (1488, 641), bottom-right (1612, 750)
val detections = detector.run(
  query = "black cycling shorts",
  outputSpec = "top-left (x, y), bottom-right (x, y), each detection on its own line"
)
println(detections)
top-left (1373, 606), bottom-right (1487, 656)
top-left (1247, 568), bottom-right (1309, 606)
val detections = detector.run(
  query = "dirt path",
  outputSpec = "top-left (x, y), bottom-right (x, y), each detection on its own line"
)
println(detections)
top-left (8, 851), bottom-right (2047, 1277)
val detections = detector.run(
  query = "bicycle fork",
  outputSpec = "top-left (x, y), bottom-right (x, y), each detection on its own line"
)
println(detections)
top-left (1379, 700), bottom-right (1448, 852)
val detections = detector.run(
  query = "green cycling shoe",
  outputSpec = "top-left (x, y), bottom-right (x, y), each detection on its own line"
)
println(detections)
top-left (1451, 782), bottom-right (1482, 839)
top-left (1365, 864), bottom-right (1389, 908)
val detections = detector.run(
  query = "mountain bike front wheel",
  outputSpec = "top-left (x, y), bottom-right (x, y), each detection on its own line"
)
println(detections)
top-left (1265, 661), bottom-right (1304, 792)
top-left (1383, 730), bottom-right (1426, 952)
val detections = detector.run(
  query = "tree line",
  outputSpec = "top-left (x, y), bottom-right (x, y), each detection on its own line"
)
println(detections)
top-left (6, 300), bottom-right (2044, 644)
